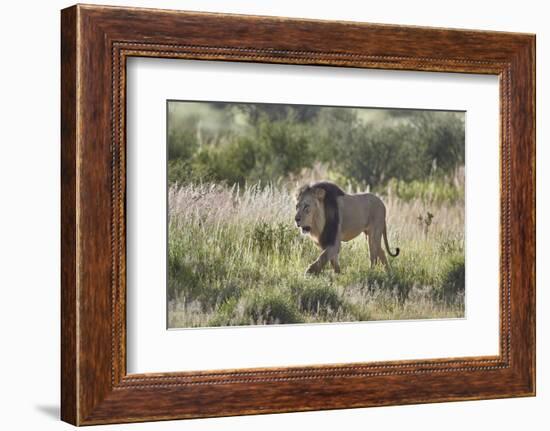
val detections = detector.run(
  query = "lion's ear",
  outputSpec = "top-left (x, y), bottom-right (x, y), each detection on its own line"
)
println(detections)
top-left (313, 187), bottom-right (326, 200)
top-left (295, 185), bottom-right (310, 202)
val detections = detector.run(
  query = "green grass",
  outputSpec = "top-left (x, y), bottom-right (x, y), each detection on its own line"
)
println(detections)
top-left (167, 182), bottom-right (465, 328)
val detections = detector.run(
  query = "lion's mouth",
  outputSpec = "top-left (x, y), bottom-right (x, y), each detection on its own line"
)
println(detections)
top-left (301, 226), bottom-right (311, 234)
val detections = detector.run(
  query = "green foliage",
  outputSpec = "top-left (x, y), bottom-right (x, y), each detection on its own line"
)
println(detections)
top-left (324, 115), bottom-right (464, 187)
top-left (412, 111), bottom-right (465, 172)
top-left (234, 104), bottom-right (320, 124)
top-left (167, 102), bottom-right (465, 191)
top-left (243, 290), bottom-right (304, 325)
top-left (333, 124), bottom-right (419, 186)
top-left (438, 254), bottom-right (466, 304)
top-left (292, 283), bottom-right (346, 314)
top-left (168, 117), bottom-right (314, 186)
top-left (208, 290), bottom-right (304, 326)
top-left (250, 119), bottom-right (314, 180)
top-left (168, 122), bottom-right (198, 161)
top-left (382, 176), bottom-right (464, 204)
top-left (252, 221), bottom-right (300, 255)
top-left (193, 137), bottom-right (259, 185)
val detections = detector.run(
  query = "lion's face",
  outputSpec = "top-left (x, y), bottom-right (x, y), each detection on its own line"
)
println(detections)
top-left (295, 188), bottom-right (325, 236)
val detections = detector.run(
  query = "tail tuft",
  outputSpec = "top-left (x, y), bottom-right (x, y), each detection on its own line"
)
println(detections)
top-left (383, 224), bottom-right (400, 258)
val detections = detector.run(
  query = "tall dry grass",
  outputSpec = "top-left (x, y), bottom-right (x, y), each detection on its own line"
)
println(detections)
top-left (168, 179), bottom-right (464, 328)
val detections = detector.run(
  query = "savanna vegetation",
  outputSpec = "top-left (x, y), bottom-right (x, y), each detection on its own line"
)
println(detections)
top-left (167, 102), bottom-right (465, 328)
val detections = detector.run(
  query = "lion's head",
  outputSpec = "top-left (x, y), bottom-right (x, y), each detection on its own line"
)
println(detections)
top-left (294, 185), bottom-right (326, 239)
top-left (295, 182), bottom-right (345, 248)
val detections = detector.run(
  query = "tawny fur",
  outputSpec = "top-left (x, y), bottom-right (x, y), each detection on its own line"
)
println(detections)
top-left (295, 181), bottom-right (399, 274)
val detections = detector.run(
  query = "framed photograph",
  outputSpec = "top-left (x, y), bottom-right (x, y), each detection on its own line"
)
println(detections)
top-left (61, 4), bottom-right (535, 425)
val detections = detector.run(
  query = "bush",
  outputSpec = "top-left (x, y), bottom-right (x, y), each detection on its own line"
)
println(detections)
top-left (167, 104), bottom-right (465, 191)
top-left (438, 255), bottom-right (465, 303)
top-left (414, 111), bottom-right (465, 173)
top-left (252, 221), bottom-right (299, 255)
top-left (339, 124), bottom-right (421, 186)
top-left (319, 110), bottom-right (465, 188)
top-left (383, 176), bottom-right (464, 204)
top-left (293, 283), bottom-right (345, 314)
top-left (168, 121), bottom-right (198, 161)
top-left (168, 117), bottom-right (315, 186)
top-left (250, 118), bottom-right (314, 181)
top-left (239, 290), bottom-right (304, 325)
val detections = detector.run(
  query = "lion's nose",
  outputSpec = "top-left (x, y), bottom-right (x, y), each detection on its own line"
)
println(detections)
top-left (295, 216), bottom-right (301, 224)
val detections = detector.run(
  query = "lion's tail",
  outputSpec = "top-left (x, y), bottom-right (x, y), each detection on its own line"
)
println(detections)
top-left (383, 223), bottom-right (400, 257)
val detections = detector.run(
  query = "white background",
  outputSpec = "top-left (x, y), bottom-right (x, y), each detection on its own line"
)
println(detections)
top-left (127, 59), bottom-right (499, 373)
top-left (0, 0), bottom-right (546, 430)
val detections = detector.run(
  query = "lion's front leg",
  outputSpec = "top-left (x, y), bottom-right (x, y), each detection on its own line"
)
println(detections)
top-left (306, 258), bottom-right (325, 275)
top-left (306, 243), bottom-right (340, 275)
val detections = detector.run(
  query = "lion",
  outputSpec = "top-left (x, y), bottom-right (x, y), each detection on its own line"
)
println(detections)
top-left (294, 181), bottom-right (399, 274)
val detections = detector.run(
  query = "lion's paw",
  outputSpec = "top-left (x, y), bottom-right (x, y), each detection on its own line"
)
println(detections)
top-left (305, 264), bottom-right (321, 275)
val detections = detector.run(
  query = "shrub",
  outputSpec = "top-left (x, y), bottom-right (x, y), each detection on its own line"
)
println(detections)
top-left (383, 176), bottom-right (464, 204)
top-left (438, 255), bottom-right (465, 303)
top-left (168, 118), bottom-right (315, 187)
top-left (242, 290), bottom-right (303, 325)
top-left (252, 221), bottom-right (299, 255)
top-left (207, 289), bottom-right (303, 326)
top-left (324, 112), bottom-right (465, 188)
top-left (252, 118), bottom-right (314, 179)
top-left (167, 103), bottom-right (465, 190)
top-left (207, 298), bottom-right (240, 327)
top-left (339, 124), bottom-right (420, 187)
top-left (293, 283), bottom-right (345, 314)
top-left (168, 122), bottom-right (198, 160)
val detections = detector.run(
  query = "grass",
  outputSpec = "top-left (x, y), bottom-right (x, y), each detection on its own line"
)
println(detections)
top-left (167, 181), bottom-right (465, 328)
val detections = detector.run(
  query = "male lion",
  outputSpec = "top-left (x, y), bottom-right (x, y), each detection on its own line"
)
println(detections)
top-left (295, 181), bottom-right (399, 274)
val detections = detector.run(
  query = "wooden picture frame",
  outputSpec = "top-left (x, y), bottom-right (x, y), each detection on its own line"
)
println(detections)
top-left (61, 4), bottom-right (535, 425)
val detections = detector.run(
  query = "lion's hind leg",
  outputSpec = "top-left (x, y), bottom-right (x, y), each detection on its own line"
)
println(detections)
top-left (364, 231), bottom-right (376, 267)
top-left (366, 229), bottom-right (389, 269)
top-left (330, 256), bottom-right (341, 274)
